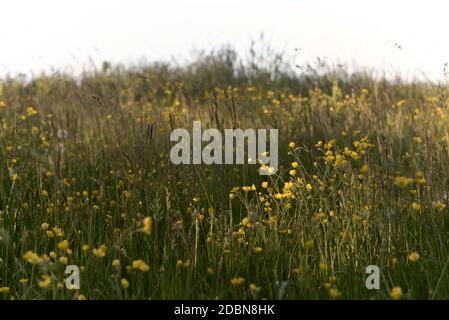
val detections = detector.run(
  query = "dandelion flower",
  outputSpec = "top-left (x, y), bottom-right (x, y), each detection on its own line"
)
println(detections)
top-left (23, 251), bottom-right (41, 264)
top-left (230, 277), bottom-right (245, 286)
top-left (253, 247), bottom-right (263, 253)
top-left (38, 274), bottom-right (52, 289)
top-left (360, 164), bottom-right (369, 174)
top-left (241, 217), bottom-right (252, 227)
top-left (328, 288), bottom-right (341, 299)
top-left (112, 259), bottom-right (121, 269)
top-left (411, 202), bottom-right (422, 211)
top-left (132, 259), bottom-right (150, 272)
top-left (93, 245), bottom-right (107, 258)
top-left (121, 278), bottom-right (130, 289)
top-left (305, 239), bottom-right (314, 249)
top-left (434, 201), bottom-right (446, 211)
top-left (408, 251), bottom-right (420, 263)
top-left (249, 283), bottom-right (259, 292)
top-left (26, 107), bottom-right (37, 117)
top-left (143, 217), bottom-right (153, 235)
top-left (412, 136), bottom-right (422, 144)
top-left (57, 240), bottom-right (69, 251)
top-left (0, 287), bottom-right (10, 293)
top-left (394, 176), bottom-right (412, 188)
top-left (390, 286), bottom-right (402, 300)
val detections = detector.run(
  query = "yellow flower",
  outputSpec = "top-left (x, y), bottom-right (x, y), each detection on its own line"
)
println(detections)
top-left (121, 278), bottom-right (130, 289)
top-left (394, 176), bottom-right (412, 188)
top-left (38, 274), bottom-right (52, 289)
top-left (434, 201), bottom-right (446, 211)
top-left (289, 142), bottom-right (296, 149)
top-left (41, 223), bottom-right (49, 230)
top-left (249, 283), bottom-right (259, 292)
top-left (408, 251), bottom-right (420, 263)
top-left (253, 247), bottom-right (263, 253)
top-left (261, 181), bottom-right (268, 189)
top-left (143, 217), bottom-right (153, 235)
top-left (289, 169), bottom-right (296, 176)
top-left (305, 239), bottom-right (314, 249)
top-left (57, 240), bottom-right (69, 251)
top-left (390, 286), bottom-right (402, 300)
top-left (306, 184), bottom-right (313, 192)
top-left (132, 259), bottom-right (150, 272)
top-left (412, 136), bottom-right (422, 144)
top-left (411, 202), bottom-right (422, 211)
top-left (78, 294), bottom-right (87, 300)
top-left (291, 161), bottom-right (299, 168)
top-left (93, 245), bottom-right (107, 258)
top-left (52, 227), bottom-right (64, 237)
top-left (26, 107), bottom-right (37, 117)
top-left (0, 287), bottom-right (10, 293)
top-left (19, 278), bottom-right (29, 284)
top-left (230, 277), bottom-right (245, 286)
top-left (241, 217), bottom-right (252, 227)
top-left (31, 126), bottom-right (39, 135)
top-left (319, 263), bottom-right (328, 271)
top-left (416, 177), bottom-right (426, 184)
top-left (415, 171), bottom-right (424, 178)
top-left (23, 250), bottom-right (41, 264)
top-left (328, 288), bottom-right (341, 299)
top-left (59, 256), bottom-right (68, 265)
top-left (360, 164), bottom-right (369, 174)
top-left (112, 259), bottom-right (121, 269)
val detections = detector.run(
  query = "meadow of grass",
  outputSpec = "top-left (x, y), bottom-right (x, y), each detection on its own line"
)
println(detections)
top-left (0, 47), bottom-right (449, 300)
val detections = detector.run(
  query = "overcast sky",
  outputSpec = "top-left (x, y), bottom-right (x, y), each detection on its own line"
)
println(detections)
top-left (1, 0), bottom-right (448, 81)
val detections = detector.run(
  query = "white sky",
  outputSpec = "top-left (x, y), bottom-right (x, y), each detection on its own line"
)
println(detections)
top-left (1, 0), bottom-right (448, 81)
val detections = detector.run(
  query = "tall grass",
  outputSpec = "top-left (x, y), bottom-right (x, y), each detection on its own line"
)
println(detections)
top-left (0, 45), bottom-right (448, 299)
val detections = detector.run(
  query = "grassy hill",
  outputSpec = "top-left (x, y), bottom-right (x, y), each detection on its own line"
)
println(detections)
top-left (0, 48), bottom-right (448, 299)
